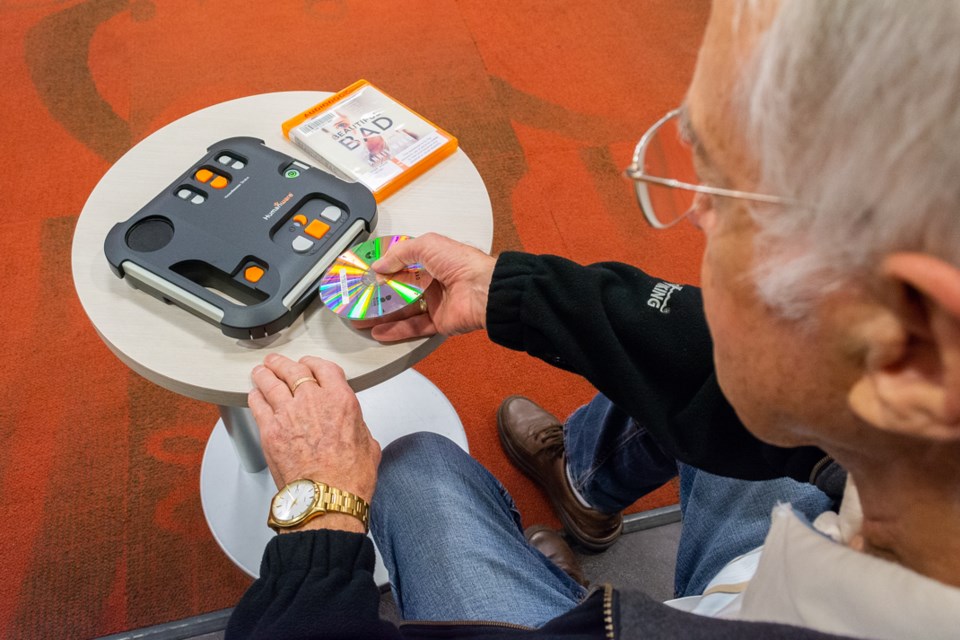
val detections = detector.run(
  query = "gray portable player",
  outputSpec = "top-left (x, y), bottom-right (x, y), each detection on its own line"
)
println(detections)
top-left (103, 136), bottom-right (378, 339)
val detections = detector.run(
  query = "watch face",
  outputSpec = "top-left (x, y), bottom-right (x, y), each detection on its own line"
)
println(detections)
top-left (272, 479), bottom-right (318, 523)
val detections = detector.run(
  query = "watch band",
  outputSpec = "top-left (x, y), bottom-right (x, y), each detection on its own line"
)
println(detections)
top-left (316, 482), bottom-right (370, 531)
top-left (268, 480), bottom-right (370, 533)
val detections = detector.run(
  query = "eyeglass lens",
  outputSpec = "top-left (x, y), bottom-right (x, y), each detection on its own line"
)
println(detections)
top-left (639, 115), bottom-right (700, 226)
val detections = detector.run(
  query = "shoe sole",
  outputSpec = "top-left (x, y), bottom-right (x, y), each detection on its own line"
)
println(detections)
top-left (497, 400), bottom-right (622, 552)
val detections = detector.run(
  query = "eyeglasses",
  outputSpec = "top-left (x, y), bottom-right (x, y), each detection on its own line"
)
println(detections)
top-left (625, 108), bottom-right (792, 229)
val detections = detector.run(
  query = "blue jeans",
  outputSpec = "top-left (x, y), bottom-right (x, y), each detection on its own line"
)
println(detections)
top-left (371, 432), bottom-right (587, 626)
top-left (372, 394), bottom-right (833, 623)
top-left (565, 393), bottom-right (834, 597)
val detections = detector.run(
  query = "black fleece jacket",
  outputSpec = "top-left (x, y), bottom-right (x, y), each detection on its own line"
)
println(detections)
top-left (486, 252), bottom-right (828, 482)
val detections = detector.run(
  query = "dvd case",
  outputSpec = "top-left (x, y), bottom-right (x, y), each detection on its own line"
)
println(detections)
top-left (282, 80), bottom-right (459, 202)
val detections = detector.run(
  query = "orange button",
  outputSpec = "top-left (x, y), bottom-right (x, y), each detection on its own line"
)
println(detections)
top-left (210, 175), bottom-right (229, 189)
top-left (244, 266), bottom-right (265, 283)
top-left (195, 168), bottom-right (213, 183)
top-left (292, 214), bottom-right (308, 226)
top-left (304, 219), bottom-right (330, 240)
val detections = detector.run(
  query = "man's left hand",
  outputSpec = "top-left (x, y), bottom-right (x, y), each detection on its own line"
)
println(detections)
top-left (249, 353), bottom-right (381, 533)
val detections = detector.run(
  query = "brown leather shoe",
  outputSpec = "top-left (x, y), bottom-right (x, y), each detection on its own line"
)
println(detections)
top-left (498, 396), bottom-right (623, 551)
top-left (525, 524), bottom-right (588, 586)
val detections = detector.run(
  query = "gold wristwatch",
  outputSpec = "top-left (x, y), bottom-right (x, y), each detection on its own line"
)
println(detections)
top-left (268, 479), bottom-right (370, 533)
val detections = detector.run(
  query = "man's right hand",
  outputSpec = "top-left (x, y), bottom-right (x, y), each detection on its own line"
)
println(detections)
top-left (352, 233), bottom-right (496, 342)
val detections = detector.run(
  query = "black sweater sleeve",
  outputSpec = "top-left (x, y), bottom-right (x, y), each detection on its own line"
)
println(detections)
top-left (225, 530), bottom-right (400, 640)
top-left (486, 252), bottom-right (827, 482)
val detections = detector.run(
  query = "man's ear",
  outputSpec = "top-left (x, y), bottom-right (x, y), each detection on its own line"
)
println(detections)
top-left (847, 252), bottom-right (960, 442)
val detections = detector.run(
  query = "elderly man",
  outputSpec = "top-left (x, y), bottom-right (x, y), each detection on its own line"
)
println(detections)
top-left (227, 1), bottom-right (960, 638)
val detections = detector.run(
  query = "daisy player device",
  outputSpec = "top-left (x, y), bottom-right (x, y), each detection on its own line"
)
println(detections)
top-left (103, 137), bottom-right (378, 339)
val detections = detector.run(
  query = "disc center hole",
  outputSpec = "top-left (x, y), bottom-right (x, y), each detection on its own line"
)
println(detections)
top-left (361, 270), bottom-right (384, 287)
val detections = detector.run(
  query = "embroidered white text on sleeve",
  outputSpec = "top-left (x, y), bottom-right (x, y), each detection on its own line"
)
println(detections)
top-left (648, 281), bottom-right (683, 314)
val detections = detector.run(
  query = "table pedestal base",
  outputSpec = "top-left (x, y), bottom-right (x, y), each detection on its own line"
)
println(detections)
top-left (200, 369), bottom-right (469, 584)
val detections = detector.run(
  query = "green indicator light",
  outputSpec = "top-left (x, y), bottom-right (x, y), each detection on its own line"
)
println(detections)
top-left (284, 169), bottom-right (300, 179)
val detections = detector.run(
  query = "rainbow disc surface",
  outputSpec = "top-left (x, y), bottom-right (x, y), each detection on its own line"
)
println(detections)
top-left (319, 235), bottom-right (431, 320)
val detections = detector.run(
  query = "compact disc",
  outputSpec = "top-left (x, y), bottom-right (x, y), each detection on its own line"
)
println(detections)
top-left (319, 235), bottom-right (431, 320)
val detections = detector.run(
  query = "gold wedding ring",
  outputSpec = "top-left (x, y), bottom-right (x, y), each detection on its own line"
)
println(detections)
top-left (418, 298), bottom-right (428, 314)
top-left (291, 376), bottom-right (319, 394)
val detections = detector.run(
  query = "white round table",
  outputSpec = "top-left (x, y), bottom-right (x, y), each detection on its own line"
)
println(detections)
top-left (72, 92), bottom-right (492, 582)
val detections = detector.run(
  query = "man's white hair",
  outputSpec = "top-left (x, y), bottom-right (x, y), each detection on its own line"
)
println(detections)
top-left (737, 0), bottom-right (960, 319)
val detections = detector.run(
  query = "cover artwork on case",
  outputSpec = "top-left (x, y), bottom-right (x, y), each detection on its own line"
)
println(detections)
top-left (283, 80), bottom-right (458, 201)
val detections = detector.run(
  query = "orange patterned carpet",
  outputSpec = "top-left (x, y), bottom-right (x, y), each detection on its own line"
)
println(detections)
top-left (0, 1), bottom-right (707, 637)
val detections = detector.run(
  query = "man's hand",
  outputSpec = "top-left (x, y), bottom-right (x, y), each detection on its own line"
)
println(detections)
top-left (249, 353), bottom-right (381, 533)
top-left (352, 233), bottom-right (496, 342)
